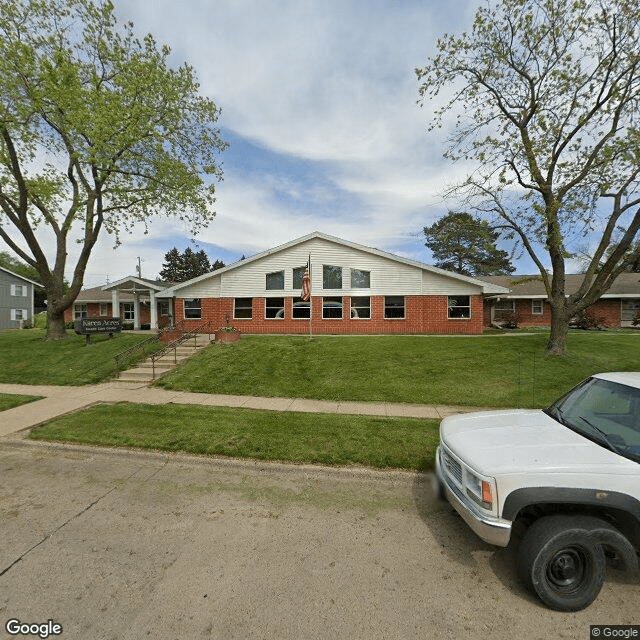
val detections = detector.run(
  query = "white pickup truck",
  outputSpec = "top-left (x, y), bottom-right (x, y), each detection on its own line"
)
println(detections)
top-left (433, 371), bottom-right (640, 611)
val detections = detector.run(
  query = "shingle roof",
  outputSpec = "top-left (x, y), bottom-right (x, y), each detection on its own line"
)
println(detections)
top-left (483, 273), bottom-right (640, 298)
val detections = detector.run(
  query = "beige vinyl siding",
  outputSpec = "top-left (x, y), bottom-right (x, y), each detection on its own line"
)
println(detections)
top-left (174, 275), bottom-right (221, 298)
top-left (421, 270), bottom-right (482, 295)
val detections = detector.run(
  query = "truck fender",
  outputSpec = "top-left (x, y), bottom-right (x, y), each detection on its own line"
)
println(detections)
top-left (502, 486), bottom-right (640, 571)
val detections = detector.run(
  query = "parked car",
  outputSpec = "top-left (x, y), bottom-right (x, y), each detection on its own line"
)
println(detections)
top-left (433, 372), bottom-right (640, 611)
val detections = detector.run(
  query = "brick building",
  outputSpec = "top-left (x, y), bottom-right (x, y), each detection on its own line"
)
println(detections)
top-left (482, 274), bottom-right (640, 328)
top-left (156, 232), bottom-right (508, 335)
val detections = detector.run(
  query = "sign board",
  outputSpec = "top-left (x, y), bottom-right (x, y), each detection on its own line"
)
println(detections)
top-left (74, 317), bottom-right (123, 335)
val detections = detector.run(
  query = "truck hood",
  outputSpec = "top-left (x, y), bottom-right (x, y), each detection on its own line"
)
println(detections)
top-left (440, 409), bottom-right (639, 476)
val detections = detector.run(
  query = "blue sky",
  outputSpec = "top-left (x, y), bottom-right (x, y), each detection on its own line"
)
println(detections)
top-left (74, 0), bottom-right (539, 286)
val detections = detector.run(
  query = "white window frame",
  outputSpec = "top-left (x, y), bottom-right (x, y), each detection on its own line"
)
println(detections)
top-left (350, 269), bottom-right (370, 289)
top-left (531, 300), bottom-right (544, 315)
top-left (99, 303), bottom-right (109, 316)
top-left (350, 296), bottom-right (370, 319)
top-left (183, 299), bottom-right (201, 320)
top-left (265, 297), bottom-right (285, 320)
top-left (122, 303), bottom-right (135, 321)
top-left (322, 296), bottom-right (343, 319)
top-left (234, 297), bottom-right (253, 320)
top-left (266, 271), bottom-right (285, 291)
top-left (448, 295), bottom-right (471, 320)
top-left (10, 309), bottom-right (27, 321)
top-left (11, 284), bottom-right (26, 296)
top-left (384, 296), bottom-right (405, 319)
top-left (74, 304), bottom-right (88, 320)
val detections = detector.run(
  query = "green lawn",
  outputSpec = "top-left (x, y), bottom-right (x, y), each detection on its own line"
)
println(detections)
top-left (156, 332), bottom-right (640, 408)
top-left (0, 329), bottom-right (163, 385)
top-left (28, 402), bottom-right (440, 471)
top-left (0, 393), bottom-right (41, 411)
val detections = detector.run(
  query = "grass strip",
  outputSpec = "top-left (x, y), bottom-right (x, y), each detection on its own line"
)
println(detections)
top-left (156, 332), bottom-right (640, 407)
top-left (0, 330), bottom-right (164, 385)
top-left (0, 393), bottom-right (42, 412)
top-left (28, 402), bottom-right (440, 471)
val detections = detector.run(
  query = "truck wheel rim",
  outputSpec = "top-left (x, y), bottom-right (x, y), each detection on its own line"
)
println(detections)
top-left (546, 547), bottom-right (588, 591)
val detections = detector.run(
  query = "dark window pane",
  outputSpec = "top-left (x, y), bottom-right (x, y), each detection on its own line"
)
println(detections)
top-left (351, 269), bottom-right (370, 289)
top-left (265, 297), bottom-right (285, 319)
top-left (323, 265), bottom-right (342, 289)
top-left (384, 296), bottom-right (405, 319)
top-left (234, 298), bottom-right (252, 319)
top-left (351, 296), bottom-right (370, 319)
top-left (184, 298), bottom-right (201, 319)
top-left (293, 267), bottom-right (306, 290)
top-left (448, 295), bottom-right (471, 319)
top-left (292, 298), bottom-right (310, 319)
top-left (323, 296), bottom-right (342, 319)
top-left (266, 271), bottom-right (284, 290)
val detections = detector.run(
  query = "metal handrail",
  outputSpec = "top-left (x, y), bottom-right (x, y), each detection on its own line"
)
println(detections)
top-left (150, 319), bottom-right (215, 379)
top-left (113, 335), bottom-right (161, 368)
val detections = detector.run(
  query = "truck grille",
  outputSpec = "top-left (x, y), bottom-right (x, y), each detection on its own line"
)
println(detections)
top-left (442, 449), bottom-right (462, 485)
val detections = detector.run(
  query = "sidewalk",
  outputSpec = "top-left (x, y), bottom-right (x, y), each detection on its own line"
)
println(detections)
top-left (0, 381), bottom-right (490, 438)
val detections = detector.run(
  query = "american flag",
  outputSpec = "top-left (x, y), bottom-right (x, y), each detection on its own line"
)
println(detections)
top-left (301, 256), bottom-right (311, 302)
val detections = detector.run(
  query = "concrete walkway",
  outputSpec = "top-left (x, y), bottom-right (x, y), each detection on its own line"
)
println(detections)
top-left (0, 381), bottom-right (490, 437)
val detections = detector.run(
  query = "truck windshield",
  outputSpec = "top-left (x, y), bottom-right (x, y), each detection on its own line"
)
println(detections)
top-left (546, 377), bottom-right (640, 463)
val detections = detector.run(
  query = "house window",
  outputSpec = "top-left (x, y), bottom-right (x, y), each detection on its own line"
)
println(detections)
top-left (350, 269), bottom-right (370, 289)
top-left (99, 303), bottom-right (108, 316)
top-left (74, 304), bottom-right (88, 320)
top-left (621, 299), bottom-right (640, 324)
top-left (323, 265), bottom-right (342, 289)
top-left (183, 299), bottom-right (201, 319)
top-left (234, 297), bottom-right (253, 319)
top-left (384, 296), bottom-right (405, 319)
top-left (122, 303), bottom-right (135, 321)
top-left (323, 297), bottom-right (342, 319)
top-left (11, 284), bottom-right (25, 296)
top-left (292, 297), bottom-right (311, 319)
top-left (266, 297), bottom-right (285, 319)
top-left (351, 296), bottom-right (370, 319)
top-left (293, 266), bottom-right (306, 290)
top-left (10, 309), bottom-right (26, 321)
top-left (266, 271), bottom-right (284, 290)
top-left (532, 300), bottom-right (544, 315)
top-left (448, 295), bottom-right (471, 319)
top-left (159, 301), bottom-right (170, 317)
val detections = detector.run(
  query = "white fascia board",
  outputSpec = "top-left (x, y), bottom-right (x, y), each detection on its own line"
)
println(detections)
top-left (0, 265), bottom-right (42, 287)
top-left (161, 231), bottom-right (510, 296)
top-left (102, 276), bottom-right (165, 292)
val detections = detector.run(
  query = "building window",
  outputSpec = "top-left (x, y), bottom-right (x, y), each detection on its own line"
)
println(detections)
top-left (323, 296), bottom-right (342, 319)
top-left (122, 303), bottom-right (135, 321)
top-left (266, 271), bottom-right (284, 290)
top-left (351, 296), bottom-right (370, 319)
top-left (266, 297), bottom-right (285, 319)
top-left (11, 284), bottom-right (25, 296)
top-left (531, 300), bottom-right (544, 315)
top-left (74, 304), bottom-right (88, 320)
top-left (384, 296), bottom-right (405, 319)
top-left (234, 297), bottom-right (253, 319)
top-left (292, 297), bottom-right (311, 319)
top-left (293, 266), bottom-right (306, 290)
top-left (323, 265), bottom-right (342, 289)
top-left (159, 301), bottom-right (170, 317)
top-left (448, 295), bottom-right (471, 319)
top-left (350, 269), bottom-right (370, 289)
top-left (11, 309), bottom-right (26, 321)
top-left (99, 303), bottom-right (108, 316)
top-left (183, 299), bottom-right (201, 319)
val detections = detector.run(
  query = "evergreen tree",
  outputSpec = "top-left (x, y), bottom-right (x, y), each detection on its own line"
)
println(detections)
top-left (423, 212), bottom-right (515, 277)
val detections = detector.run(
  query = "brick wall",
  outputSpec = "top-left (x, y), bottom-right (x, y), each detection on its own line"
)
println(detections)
top-left (175, 294), bottom-right (485, 335)
top-left (483, 298), bottom-right (622, 327)
top-left (63, 302), bottom-right (152, 324)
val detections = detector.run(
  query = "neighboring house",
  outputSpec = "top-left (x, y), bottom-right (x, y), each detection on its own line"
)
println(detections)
top-left (154, 231), bottom-right (508, 335)
top-left (63, 277), bottom-right (174, 330)
top-left (0, 266), bottom-right (41, 329)
top-left (482, 273), bottom-right (640, 328)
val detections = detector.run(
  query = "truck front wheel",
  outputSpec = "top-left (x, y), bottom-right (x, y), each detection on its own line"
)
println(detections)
top-left (517, 515), bottom-right (608, 611)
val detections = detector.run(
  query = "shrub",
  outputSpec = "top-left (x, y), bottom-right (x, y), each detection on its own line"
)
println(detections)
top-left (571, 311), bottom-right (607, 330)
top-left (632, 311), bottom-right (640, 327)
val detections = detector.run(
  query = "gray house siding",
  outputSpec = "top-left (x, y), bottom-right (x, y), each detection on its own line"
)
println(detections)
top-left (0, 267), bottom-right (38, 329)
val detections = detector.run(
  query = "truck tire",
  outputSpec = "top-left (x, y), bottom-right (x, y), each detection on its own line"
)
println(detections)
top-left (517, 515), bottom-right (609, 611)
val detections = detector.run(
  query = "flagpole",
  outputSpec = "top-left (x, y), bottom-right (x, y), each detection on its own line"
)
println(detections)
top-left (308, 255), bottom-right (312, 340)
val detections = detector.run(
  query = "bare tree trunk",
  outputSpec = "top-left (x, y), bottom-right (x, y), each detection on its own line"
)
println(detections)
top-left (547, 299), bottom-right (570, 355)
top-left (46, 306), bottom-right (68, 339)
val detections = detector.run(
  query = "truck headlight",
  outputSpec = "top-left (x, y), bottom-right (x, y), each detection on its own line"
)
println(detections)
top-left (465, 470), bottom-right (493, 510)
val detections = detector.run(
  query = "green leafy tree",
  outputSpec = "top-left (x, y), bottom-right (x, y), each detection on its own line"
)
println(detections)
top-left (159, 246), bottom-right (224, 281)
top-left (416, 0), bottom-right (640, 354)
top-left (423, 211), bottom-right (515, 276)
top-left (0, 0), bottom-right (227, 339)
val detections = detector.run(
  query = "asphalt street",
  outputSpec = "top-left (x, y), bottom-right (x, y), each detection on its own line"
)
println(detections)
top-left (0, 440), bottom-right (638, 640)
